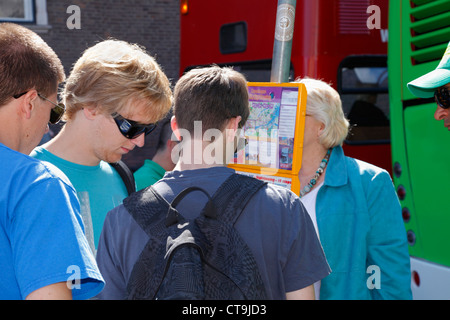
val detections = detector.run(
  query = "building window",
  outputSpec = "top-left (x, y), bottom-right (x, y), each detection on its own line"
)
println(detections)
top-left (0, 0), bottom-right (35, 23)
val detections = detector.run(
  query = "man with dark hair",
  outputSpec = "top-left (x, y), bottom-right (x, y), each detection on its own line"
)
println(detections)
top-left (0, 23), bottom-right (104, 299)
top-left (96, 66), bottom-right (330, 299)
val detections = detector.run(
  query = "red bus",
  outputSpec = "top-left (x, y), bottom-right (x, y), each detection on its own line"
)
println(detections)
top-left (180, 0), bottom-right (392, 175)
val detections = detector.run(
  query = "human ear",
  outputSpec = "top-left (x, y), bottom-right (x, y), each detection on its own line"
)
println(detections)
top-left (20, 91), bottom-right (39, 120)
top-left (82, 106), bottom-right (98, 120)
top-left (225, 116), bottom-right (242, 141)
top-left (318, 121), bottom-right (325, 138)
top-left (170, 115), bottom-right (182, 141)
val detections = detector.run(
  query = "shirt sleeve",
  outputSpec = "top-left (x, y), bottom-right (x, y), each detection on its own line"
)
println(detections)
top-left (282, 193), bottom-right (331, 292)
top-left (96, 205), bottom-right (129, 300)
top-left (11, 173), bottom-right (104, 300)
top-left (96, 204), bottom-right (149, 300)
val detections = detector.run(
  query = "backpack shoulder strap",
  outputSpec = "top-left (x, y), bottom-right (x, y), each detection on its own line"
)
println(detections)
top-left (123, 186), bottom-right (170, 234)
top-left (110, 160), bottom-right (136, 195)
top-left (125, 173), bottom-right (266, 231)
top-left (208, 173), bottom-right (267, 225)
top-left (124, 186), bottom-right (174, 300)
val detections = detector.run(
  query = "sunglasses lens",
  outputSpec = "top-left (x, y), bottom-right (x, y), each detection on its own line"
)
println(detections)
top-left (127, 123), bottom-right (157, 139)
top-left (126, 126), bottom-right (146, 139)
top-left (49, 104), bottom-right (65, 124)
top-left (113, 114), bottom-right (157, 139)
top-left (435, 87), bottom-right (450, 109)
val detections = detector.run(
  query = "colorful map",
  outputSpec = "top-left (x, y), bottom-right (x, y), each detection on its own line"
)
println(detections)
top-left (233, 85), bottom-right (299, 170)
top-left (245, 101), bottom-right (280, 138)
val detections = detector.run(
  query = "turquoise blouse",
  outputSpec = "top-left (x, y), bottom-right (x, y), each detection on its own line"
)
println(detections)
top-left (316, 146), bottom-right (412, 300)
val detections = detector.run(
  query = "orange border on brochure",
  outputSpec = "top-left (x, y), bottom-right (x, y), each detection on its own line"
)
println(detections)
top-left (228, 82), bottom-right (307, 196)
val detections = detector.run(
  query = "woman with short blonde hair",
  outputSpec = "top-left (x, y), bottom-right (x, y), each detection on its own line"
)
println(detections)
top-left (297, 78), bottom-right (349, 149)
top-left (294, 78), bottom-right (412, 300)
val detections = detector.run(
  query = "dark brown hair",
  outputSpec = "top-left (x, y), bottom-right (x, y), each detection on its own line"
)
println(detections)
top-left (173, 65), bottom-right (250, 133)
top-left (0, 23), bottom-right (65, 107)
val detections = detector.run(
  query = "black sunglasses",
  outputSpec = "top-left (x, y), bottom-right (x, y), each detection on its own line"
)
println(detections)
top-left (112, 112), bottom-right (157, 139)
top-left (434, 86), bottom-right (450, 109)
top-left (13, 91), bottom-right (66, 124)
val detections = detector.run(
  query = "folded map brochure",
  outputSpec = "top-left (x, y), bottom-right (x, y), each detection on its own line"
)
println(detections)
top-left (230, 82), bottom-right (307, 195)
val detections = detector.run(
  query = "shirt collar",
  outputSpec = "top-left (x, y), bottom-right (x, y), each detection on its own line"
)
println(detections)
top-left (323, 145), bottom-right (348, 187)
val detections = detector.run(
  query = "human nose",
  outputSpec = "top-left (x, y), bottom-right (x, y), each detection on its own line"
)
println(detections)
top-left (434, 105), bottom-right (449, 121)
top-left (130, 133), bottom-right (146, 148)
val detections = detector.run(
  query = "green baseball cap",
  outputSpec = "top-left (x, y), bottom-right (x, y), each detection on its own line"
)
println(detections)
top-left (407, 41), bottom-right (450, 98)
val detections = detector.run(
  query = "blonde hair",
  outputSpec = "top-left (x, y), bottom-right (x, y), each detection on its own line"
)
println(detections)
top-left (62, 39), bottom-right (173, 122)
top-left (294, 78), bottom-right (349, 148)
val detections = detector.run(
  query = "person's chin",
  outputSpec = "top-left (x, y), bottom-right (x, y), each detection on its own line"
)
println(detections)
top-left (104, 152), bottom-right (123, 164)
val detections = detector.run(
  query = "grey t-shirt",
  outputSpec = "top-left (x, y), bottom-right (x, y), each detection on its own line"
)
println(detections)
top-left (96, 166), bottom-right (330, 299)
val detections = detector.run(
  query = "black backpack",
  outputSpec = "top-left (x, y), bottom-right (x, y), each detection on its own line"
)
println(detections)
top-left (123, 173), bottom-right (268, 300)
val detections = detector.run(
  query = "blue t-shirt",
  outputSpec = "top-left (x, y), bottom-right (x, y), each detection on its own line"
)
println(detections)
top-left (96, 166), bottom-right (330, 299)
top-left (0, 143), bottom-right (104, 299)
top-left (31, 147), bottom-right (129, 252)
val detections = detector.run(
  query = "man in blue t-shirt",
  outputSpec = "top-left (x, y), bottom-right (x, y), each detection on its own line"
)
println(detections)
top-left (96, 66), bottom-right (331, 299)
top-left (0, 23), bottom-right (104, 299)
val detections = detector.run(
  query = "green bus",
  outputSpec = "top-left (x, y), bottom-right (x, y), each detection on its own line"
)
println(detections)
top-left (388, 0), bottom-right (450, 299)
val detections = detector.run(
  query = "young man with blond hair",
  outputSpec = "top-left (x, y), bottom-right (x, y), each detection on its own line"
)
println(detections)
top-left (0, 23), bottom-right (104, 300)
top-left (31, 39), bottom-right (173, 253)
